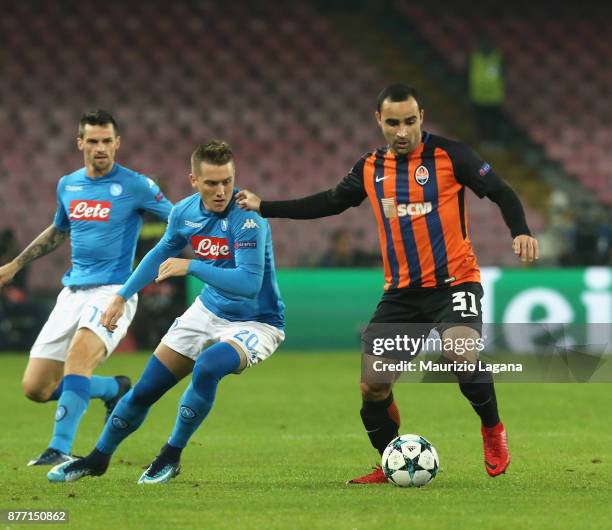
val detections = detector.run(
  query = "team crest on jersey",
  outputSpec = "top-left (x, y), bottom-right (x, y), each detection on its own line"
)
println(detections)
top-left (110, 183), bottom-right (123, 196)
top-left (221, 219), bottom-right (228, 232)
top-left (414, 165), bottom-right (429, 186)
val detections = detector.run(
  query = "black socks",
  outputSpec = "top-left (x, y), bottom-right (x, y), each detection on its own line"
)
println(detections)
top-left (360, 392), bottom-right (401, 455)
top-left (457, 370), bottom-right (500, 428)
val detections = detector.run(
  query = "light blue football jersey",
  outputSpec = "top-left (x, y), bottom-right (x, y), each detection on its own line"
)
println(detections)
top-left (53, 163), bottom-right (173, 287)
top-left (119, 191), bottom-right (285, 328)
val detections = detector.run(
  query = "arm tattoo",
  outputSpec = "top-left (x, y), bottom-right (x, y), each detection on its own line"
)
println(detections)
top-left (14, 225), bottom-right (69, 267)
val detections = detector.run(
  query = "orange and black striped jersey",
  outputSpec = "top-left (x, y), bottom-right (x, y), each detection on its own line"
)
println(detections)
top-left (261, 132), bottom-right (530, 291)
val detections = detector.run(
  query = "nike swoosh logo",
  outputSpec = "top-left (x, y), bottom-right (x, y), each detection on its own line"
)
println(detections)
top-left (460, 312), bottom-right (477, 317)
top-left (485, 461), bottom-right (498, 470)
top-left (366, 428), bottom-right (381, 434)
top-left (375, 175), bottom-right (392, 182)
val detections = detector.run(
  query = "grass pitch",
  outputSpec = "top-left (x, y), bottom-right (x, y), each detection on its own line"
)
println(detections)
top-left (0, 352), bottom-right (610, 530)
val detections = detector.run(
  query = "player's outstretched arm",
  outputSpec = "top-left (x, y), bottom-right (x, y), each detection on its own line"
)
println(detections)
top-left (101, 204), bottom-right (186, 332)
top-left (188, 261), bottom-right (264, 298)
top-left (0, 225), bottom-right (68, 287)
top-left (512, 234), bottom-right (539, 263)
top-left (99, 242), bottom-right (183, 332)
top-left (235, 162), bottom-right (367, 220)
top-left (236, 187), bottom-right (363, 219)
top-left (154, 257), bottom-right (263, 298)
top-left (99, 244), bottom-right (182, 332)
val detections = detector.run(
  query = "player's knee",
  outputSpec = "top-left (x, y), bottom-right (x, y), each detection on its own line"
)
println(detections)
top-left (191, 348), bottom-right (237, 396)
top-left (360, 382), bottom-right (392, 401)
top-left (441, 326), bottom-right (481, 364)
top-left (22, 379), bottom-right (52, 402)
top-left (193, 345), bottom-right (236, 383)
top-left (192, 358), bottom-right (217, 388)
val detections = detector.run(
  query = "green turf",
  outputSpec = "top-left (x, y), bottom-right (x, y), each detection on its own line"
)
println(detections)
top-left (0, 352), bottom-right (610, 530)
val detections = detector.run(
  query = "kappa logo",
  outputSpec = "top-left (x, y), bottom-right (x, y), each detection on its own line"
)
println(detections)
top-left (191, 236), bottom-right (232, 260)
top-left (69, 200), bottom-right (111, 221)
top-left (242, 219), bottom-right (258, 229)
top-left (414, 165), bottom-right (429, 185)
top-left (221, 219), bottom-right (228, 232)
top-left (65, 185), bottom-right (83, 192)
top-left (185, 220), bottom-right (203, 229)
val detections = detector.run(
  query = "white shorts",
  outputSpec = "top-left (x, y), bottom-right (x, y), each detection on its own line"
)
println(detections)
top-left (161, 298), bottom-right (285, 368)
top-left (30, 285), bottom-right (138, 362)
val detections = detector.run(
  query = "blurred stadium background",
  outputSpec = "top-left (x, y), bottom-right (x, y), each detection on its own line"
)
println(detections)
top-left (0, 0), bottom-right (610, 352)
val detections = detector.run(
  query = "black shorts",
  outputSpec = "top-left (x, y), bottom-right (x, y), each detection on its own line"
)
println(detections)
top-left (361, 282), bottom-right (484, 353)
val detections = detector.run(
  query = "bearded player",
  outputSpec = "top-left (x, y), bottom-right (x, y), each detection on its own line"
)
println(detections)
top-left (237, 84), bottom-right (539, 482)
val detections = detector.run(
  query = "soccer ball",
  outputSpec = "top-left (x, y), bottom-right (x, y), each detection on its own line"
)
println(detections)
top-left (381, 434), bottom-right (440, 487)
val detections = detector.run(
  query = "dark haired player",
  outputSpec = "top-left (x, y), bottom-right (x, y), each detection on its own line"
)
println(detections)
top-left (237, 84), bottom-right (539, 483)
top-left (48, 141), bottom-right (285, 484)
top-left (0, 110), bottom-right (173, 466)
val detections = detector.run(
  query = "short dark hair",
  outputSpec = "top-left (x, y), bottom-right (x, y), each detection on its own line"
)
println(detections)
top-left (376, 84), bottom-right (421, 112)
top-left (191, 140), bottom-right (234, 174)
top-left (78, 109), bottom-right (118, 137)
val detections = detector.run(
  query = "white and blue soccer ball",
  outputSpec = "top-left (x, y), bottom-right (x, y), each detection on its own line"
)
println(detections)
top-left (381, 434), bottom-right (440, 487)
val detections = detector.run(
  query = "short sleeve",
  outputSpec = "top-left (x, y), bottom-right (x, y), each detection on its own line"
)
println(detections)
top-left (135, 175), bottom-right (173, 220)
top-left (52, 178), bottom-right (70, 232)
top-left (157, 206), bottom-right (188, 252)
